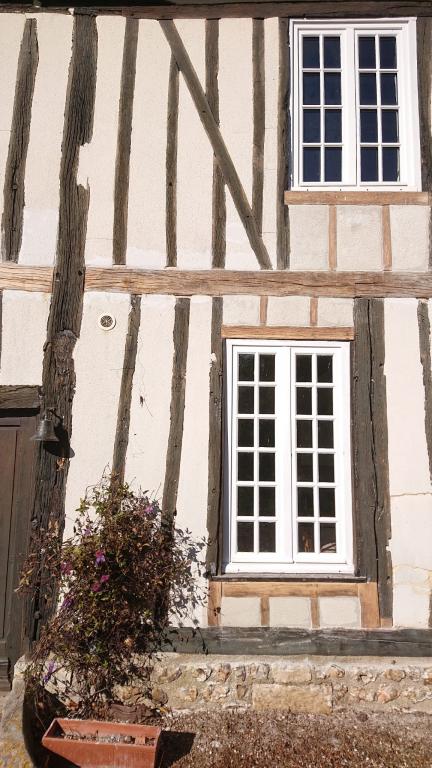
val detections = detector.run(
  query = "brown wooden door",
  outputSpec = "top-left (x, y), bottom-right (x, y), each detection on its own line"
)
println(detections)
top-left (0, 413), bottom-right (37, 690)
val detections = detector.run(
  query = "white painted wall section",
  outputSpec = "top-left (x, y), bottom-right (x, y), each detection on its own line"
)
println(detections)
top-left (0, 290), bottom-right (49, 385)
top-left (289, 205), bottom-right (328, 270)
top-left (390, 206), bottom-right (429, 272)
top-left (337, 206), bottom-right (382, 270)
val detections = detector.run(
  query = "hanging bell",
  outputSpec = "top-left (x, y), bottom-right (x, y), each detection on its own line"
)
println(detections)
top-left (30, 417), bottom-right (60, 443)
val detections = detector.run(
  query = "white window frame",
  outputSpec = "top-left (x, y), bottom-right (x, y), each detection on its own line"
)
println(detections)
top-left (224, 339), bottom-right (353, 575)
top-left (291, 18), bottom-right (421, 190)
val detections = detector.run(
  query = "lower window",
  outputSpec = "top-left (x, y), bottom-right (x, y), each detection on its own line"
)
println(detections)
top-left (224, 339), bottom-right (353, 574)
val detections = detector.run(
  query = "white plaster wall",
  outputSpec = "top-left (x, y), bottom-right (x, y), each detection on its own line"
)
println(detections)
top-left (262, 17), bottom-right (278, 268)
top-left (289, 206), bottom-right (328, 270)
top-left (337, 206), bottom-right (382, 271)
top-left (223, 295), bottom-right (260, 325)
top-left (20, 14), bottom-right (72, 266)
top-left (0, 290), bottom-right (49, 384)
top-left (267, 296), bottom-right (310, 326)
top-left (64, 293), bottom-right (130, 537)
top-left (390, 206), bottom-right (430, 272)
top-left (317, 298), bottom-right (353, 327)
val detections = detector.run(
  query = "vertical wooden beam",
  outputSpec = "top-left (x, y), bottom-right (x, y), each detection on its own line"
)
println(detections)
top-left (328, 205), bottom-right (337, 271)
top-left (1, 19), bottom-right (38, 263)
top-left (260, 295), bottom-right (268, 325)
top-left (26, 12), bottom-right (97, 641)
top-left (207, 580), bottom-right (222, 626)
top-left (417, 299), bottom-right (432, 484)
top-left (260, 596), bottom-right (270, 626)
top-left (309, 296), bottom-right (318, 326)
top-left (358, 582), bottom-right (380, 629)
top-left (112, 294), bottom-right (141, 483)
top-left (417, 18), bottom-right (432, 269)
top-left (162, 297), bottom-right (190, 526)
top-left (252, 18), bottom-right (265, 234)
top-left (276, 18), bottom-right (290, 269)
top-left (206, 296), bottom-right (224, 572)
top-left (113, 18), bottom-right (139, 266)
top-left (206, 19), bottom-right (226, 270)
top-left (310, 593), bottom-right (320, 628)
top-left (381, 205), bottom-right (392, 271)
top-left (166, 54), bottom-right (179, 267)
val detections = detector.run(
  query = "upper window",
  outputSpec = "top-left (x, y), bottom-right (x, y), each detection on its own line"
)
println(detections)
top-left (291, 19), bottom-right (421, 190)
top-left (225, 340), bottom-right (353, 574)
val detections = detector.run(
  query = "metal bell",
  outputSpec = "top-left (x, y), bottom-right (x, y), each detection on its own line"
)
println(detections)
top-left (30, 417), bottom-right (60, 443)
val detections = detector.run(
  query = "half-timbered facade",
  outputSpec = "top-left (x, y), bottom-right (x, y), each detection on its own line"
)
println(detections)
top-left (0, 0), bottom-right (432, 691)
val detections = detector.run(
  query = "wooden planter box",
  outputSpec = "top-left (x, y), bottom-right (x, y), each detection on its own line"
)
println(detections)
top-left (42, 718), bottom-right (161, 768)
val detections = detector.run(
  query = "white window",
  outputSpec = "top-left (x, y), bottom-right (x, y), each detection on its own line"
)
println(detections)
top-left (225, 340), bottom-right (353, 574)
top-left (291, 19), bottom-right (421, 190)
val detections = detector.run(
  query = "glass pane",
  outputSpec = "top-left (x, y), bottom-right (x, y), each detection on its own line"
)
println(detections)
top-left (259, 452), bottom-right (275, 482)
top-left (259, 486), bottom-right (275, 517)
top-left (320, 524), bottom-right (336, 553)
top-left (318, 420), bottom-right (334, 449)
top-left (259, 387), bottom-right (275, 414)
top-left (317, 388), bottom-right (333, 415)
top-left (382, 110), bottom-right (398, 142)
top-left (259, 419), bottom-right (275, 448)
top-left (324, 36), bottom-right (341, 69)
top-left (303, 73), bottom-right (320, 105)
top-left (259, 354), bottom-right (275, 382)
top-left (237, 486), bottom-right (254, 516)
top-left (381, 73), bottom-right (397, 105)
top-left (238, 419), bottom-right (254, 447)
top-left (298, 523), bottom-right (314, 553)
top-left (259, 522), bottom-right (275, 553)
top-left (379, 36), bottom-right (397, 69)
top-left (360, 110), bottom-right (378, 142)
top-left (317, 355), bottom-right (333, 383)
top-left (303, 147), bottom-right (320, 182)
top-left (238, 386), bottom-right (254, 414)
top-left (238, 353), bottom-right (254, 381)
top-left (297, 387), bottom-right (312, 415)
top-left (238, 452), bottom-right (254, 481)
top-left (318, 453), bottom-right (335, 482)
top-left (360, 73), bottom-right (377, 105)
top-left (325, 148), bottom-right (342, 182)
top-left (324, 73), bottom-right (341, 105)
top-left (237, 522), bottom-right (254, 552)
top-left (361, 147), bottom-right (378, 182)
top-left (297, 452), bottom-right (313, 482)
top-left (303, 36), bottom-right (320, 68)
top-left (296, 355), bottom-right (312, 382)
top-left (325, 109), bottom-right (341, 142)
top-left (359, 36), bottom-right (376, 69)
top-left (297, 420), bottom-right (313, 448)
top-left (319, 487), bottom-right (336, 517)
top-left (383, 147), bottom-right (399, 182)
top-left (298, 486), bottom-right (314, 517)
top-left (303, 109), bottom-right (321, 142)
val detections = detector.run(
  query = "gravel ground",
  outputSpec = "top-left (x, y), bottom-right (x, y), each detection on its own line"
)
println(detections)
top-left (156, 709), bottom-right (432, 768)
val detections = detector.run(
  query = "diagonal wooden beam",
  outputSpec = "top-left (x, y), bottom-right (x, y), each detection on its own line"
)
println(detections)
top-left (159, 19), bottom-right (272, 270)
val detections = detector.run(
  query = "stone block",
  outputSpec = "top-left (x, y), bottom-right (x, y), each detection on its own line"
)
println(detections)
top-left (319, 596), bottom-right (361, 628)
top-left (267, 296), bottom-right (310, 326)
top-left (221, 596), bottom-right (261, 627)
top-left (393, 584), bottom-right (430, 629)
top-left (252, 683), bottom-right (332, 714)
top-left (317, 298), bottom-right (353, 327)
top-left (289, 205), bottom-right (329, 270)
top-left (272, 665), bottom-right (312, 685)
top-left (223, 295), bottom-right (260, 325)
top-left (269, 596), bottom-right (311, 628)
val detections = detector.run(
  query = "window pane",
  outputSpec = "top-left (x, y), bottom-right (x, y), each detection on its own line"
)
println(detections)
top-left (382, 110), bottom-right (398, 142)
top-left (238, 486), bottom-right (254, 516)
top-left (324, 109), bottom-right (341, 142)
top-left (360, 73), bottom-right (377, 105)
top-left (259, 387), bottom-right (275, 414)
top-left (259, 354), bottom-right (275, 382)
top-left (320, 524), bottom-right (336, 553)
top-left (303, 36), bottom-right (320, 68)
top-left (238, 353), bottom-right (254, 381)
top-left (379, 36), bottom-right (397, 69)
top-left (318, 420), bottom-right (334, 449)
top-left (359, 36), bottom-right (376, 69)
top-left (298, 523), bottom-right (314, 553)
top-left (238, 452), bottom-right (254, 481)
top-left (237, 522), bottom-right (254, 552)
top-left (296, 355), bottom-right (312, 382)
top-left (324, 73), bottom-right (341, 105)
top-left (303, 148), bottom-right (320, 182)
top-left (297, 420), bottom-right (313, 448)
top-left (325, 147), bottom-right (342, 182)
top-left (361, 147), bottom-right (378, 182)
top-left (317, 387), bottom-right (333, 415)
top-left (259, 522), bottom-right (276, 553)
top-left (238, 419), bottom-right (254, 447)
top-left (319, 487), bottom-right (335, 516)
top-left (317, 355), bottom-right (333, 383)
top-left (298, 486), bottom-right (314, 516)
top-left (360, 109), bottom-right (378, 142)
top-left (259, 419), bottom-right (275, 448)
top-left (259, 486), bottom-right (275, 517)
top-left (383, 147), bottom-right (399, 182)
top-left (318, 453), bottom-right (335, 482)
top-left (238, 386), bottom-right (254, 414)
top-left (297, 387), bottom-right (312, 415)
top-left (303, 73), bottom-right (320, 104)
top-left (324, 36), bottom-right (341, 69)
top-left (259, 452), bottom-right (275, 482)
top-left (381, 73), bottom-right (397, 105)
top-left (297, 453), bottom-right (313, 482)
top-left (303, 109), bottom-right (321, 142)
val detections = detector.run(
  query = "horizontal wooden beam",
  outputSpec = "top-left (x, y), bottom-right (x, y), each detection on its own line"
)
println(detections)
top-left (2, 265), bottom-right (432, 298)
top-left (285, 191), bottom-right (431, 206)
top-left (222, 581), bottom-right (359, 597)
top-left (222, 325), bottom-right (354, 339)
top-left (0, 385), bottom-right (40, 410)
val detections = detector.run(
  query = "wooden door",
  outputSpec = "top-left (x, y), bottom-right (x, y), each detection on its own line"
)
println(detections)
top-left (0, 413), bottom-right (37, 690)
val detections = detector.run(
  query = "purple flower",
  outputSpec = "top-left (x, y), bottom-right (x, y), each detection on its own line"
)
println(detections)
top-left (95, 550), bottom-right (105, 565)
top-left (60, 561), bottom-right (72, 575)
top-left (43, 661), bottom-right (56, 683)
top-left (100, 574), bottom-right (109, 584)
top-left (60, 595), bottom-right (74, 611)
top-left (91, 582), bottom-right (101, 593)
top-left (83, 527), bottom-right (93, 537)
